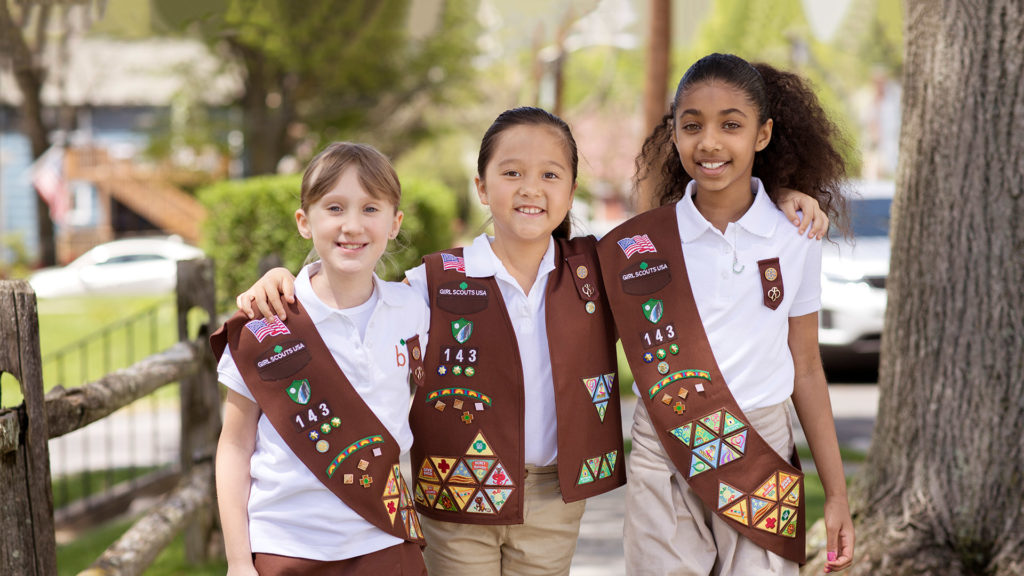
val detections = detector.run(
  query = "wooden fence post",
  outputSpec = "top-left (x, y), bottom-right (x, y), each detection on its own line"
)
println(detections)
top-left (175, 259), bottom-right (220, 564)
top-left (0, 280), bottom-right (57, 575)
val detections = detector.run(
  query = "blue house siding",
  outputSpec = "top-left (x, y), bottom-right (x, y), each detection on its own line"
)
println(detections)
top-left (1, 128), bottom-right (38, 264)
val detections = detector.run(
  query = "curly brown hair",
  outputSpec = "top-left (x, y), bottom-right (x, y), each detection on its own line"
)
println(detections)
top-left (634, 53), bottom-right (850, 236)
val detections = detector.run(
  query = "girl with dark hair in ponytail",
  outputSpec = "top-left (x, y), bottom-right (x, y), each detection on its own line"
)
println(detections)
top-left (600, 53), bottom-right (854, 575)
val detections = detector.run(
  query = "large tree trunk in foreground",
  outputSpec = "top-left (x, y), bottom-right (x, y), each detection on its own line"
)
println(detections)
top-left (802, 2), bottom-right (1024, 574)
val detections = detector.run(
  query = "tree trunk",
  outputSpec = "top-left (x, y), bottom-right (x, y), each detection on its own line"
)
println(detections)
top-left (803, 2), bottom-right (1024, 574)
top-left (640, 0), bottom-right (671, 211)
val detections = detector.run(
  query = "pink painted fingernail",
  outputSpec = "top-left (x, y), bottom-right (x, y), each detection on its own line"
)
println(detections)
top-left (827, 551), bottom-right (837, 562)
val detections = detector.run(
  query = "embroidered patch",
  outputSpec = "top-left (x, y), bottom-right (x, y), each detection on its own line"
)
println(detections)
top-left (695, 439), bottom-right (721, 469)
top-left (449, 485), bottom-right (475, 509)
top-left (359, 474), bottom-right (373, 488)
top-left (434, 488), bottom-right (459, 512)
top-left (485, 462), bottom-right (513, 486)
top-left (721, 411), bottom-right (746, 435)
top-left (606, 450), bottom-right (618, 470)
top-left (414, 483), bottom-right (429, 507)
top-left (725, 429), bottom-right (748, 453)
top-left (689, 454), bottom-right (712, 477)
top-left (465, 490), bottom-right (496, 514)
top-left (598, 457), bottom-right (613, 479)
top-left (753, 473), bottom-right (780, 501)
top-left (466, 432), bottom-right (495, 456)
top-left (436, 280), bottom-right (488, 315)
top-left (285, 379), bottom-right (311, 405)
top-left (425, 388), bottom-right (493, 407)
top-left (484, 488), bottom-right (512, 512)
top-left (700, 411), bottom-right (723, 435)
top-left (419, 482), bottom-right (439, 507)
top-left (451, 318), bottom-right (474, 344)
top-left (617, 234), bottom-right (657, 258)
top-left (448, 460), bottom-right (476, 484)
top-left (383, 497), bottom-right (400, 525)
top-left (750, 496), bottom-right (774, 524)
top-left (585, 456), bottom-right (602, 477)
top-left (718, 443), bottom-right (743, 466)
top-left (577, 462), bottom-right (595, 485)
top-left (441, 253), bottom-right (465, 272)
top-left (325, 434), bottom-right (386, 477)
top-left (783, 482), bottom-right (801, 506)
top-left (639, 322), bottom-right (677, 350)
top-left (619, 258), bottom-right (671, 295)
top-left (641, 299), bottom-right (664, 324)
top-left (256, 339), bottom-right (311, 381)
top-left (778, 472), bottom-right (799, 496)
top-left (668, 423), bottom-right (693, 446)
top-left (245, 315), bottom-right (290, 342)
top-left (780, 508), bottom-right (799, 538)
top-left (718, 482), bottom-right (745, 509)
top-left (722, 498), bottom-right (750, 526)
top-left (580, 373), bottom-right (615, 423)
top-left (292, 401), bottom-right (333, 433)
top-left (430, 457), bottom-right (457, 480)
top-left (692, 423), bottom-right (716, 446)
top-left (384, 466), bottom-right (401, 497)
top-left (467, 458), bottom-right (496, 482)
top-left (647, 369), bottom-right (710, 399)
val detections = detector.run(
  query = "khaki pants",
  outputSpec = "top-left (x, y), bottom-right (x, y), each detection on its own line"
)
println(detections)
top-left (420, 464), bottom-right (586, 576)
top-left (623, 401), bottom-right (798, 576)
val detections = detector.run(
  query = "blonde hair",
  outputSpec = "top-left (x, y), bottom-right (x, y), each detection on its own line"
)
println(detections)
top-left (301, 142), bottom-right (401, 211)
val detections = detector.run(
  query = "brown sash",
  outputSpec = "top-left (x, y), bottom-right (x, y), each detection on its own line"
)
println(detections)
top-left (597, 205), bottom-right (805, 563)
top-left (211, 302), bottom-right (424, 545)
top-left (410, 238), bottom-right (624, 525)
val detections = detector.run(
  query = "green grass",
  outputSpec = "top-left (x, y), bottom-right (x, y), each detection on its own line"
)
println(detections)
top-left (57, 516), bottom-right (228, 576)
top-left (2, 294), bottom-right (211, 408)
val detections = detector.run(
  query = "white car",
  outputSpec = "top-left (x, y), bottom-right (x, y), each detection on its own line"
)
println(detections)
top-left (29, 236), bottom-right (205, 298)
top-left (818, 181), bottom-right (894, 370)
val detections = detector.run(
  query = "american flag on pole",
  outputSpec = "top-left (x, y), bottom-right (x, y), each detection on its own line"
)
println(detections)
top-left (441, 253), bottom-right (465, 272)
top-left (616, 234), bottom-right (657, 258)
top-left (245, 315), bottom-right (291, 342)
top-left (31, 146), bottom-right (71, 225)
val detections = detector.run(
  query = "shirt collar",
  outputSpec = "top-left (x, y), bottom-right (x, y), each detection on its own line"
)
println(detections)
top-left (296, 261), bottom-right (395, 324)
top-left (463, 233), bottom-right (557, 281)
top-left (676, 177), bottom-right (777, 243)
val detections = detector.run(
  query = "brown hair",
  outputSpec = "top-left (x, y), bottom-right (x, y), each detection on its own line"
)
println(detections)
top-left (634, 53), bottom-right (850, 236)
top-left (477, 107), bottom-right (578, 239)
top-left (301, 142), bottom-right (401, 212)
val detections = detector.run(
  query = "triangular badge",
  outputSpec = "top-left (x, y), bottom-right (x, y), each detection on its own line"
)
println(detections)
top-left (383, 497), bottom-right (400, 525)
top-left (465, 432), bottom-right (495, 456)
top-left (586, 456), bottom-right (602, 476)
top-left (780, 509), bottom-right (799, 538)
top-left (753, 473), bottom-right (779, 501)
top-left (598, 456), bottom-right (613, 479)
top-left (605, 450), bottom-right (618, 471)
top-left (721, 411), bottom-right (746, 435)
top-left (783, 482), bottom-right (801, 506)
top-left (383, 468), bottom-right (400, 497)
top-left (434, 488), bottom-right (460, 512)
top-left (484, 487), bottom-right (512, 512)
top-left (594, 400), bottom-right (609, 422)
top-left (449, 485), bottom-right (475, 510)
top-left (695, 438), bottom-right (721, 469)
top-left (717, 482), bottom-right (744, 509)
top-left (692, 423), bottom-right (717, 446)
top-left (754, 506), bottom-right (780, 534)
top-left (448, 459), bottom-right (475, 484)
top-left (778, 472), bottom-right (799, 496)
top-left (721, 498), bottom-right (750, 526)
top-left (485, 462), bottom-right (513, 486)
top-left (688, 454), bottom-right (712, 478)
top-left (467, 458), bottom-right (496, 482)
top-left (451, 318), bottom-right (473, 344)
top-left (413, 483), bottom-right (429, 507)
top-left (582, 377), bottom-right (599, 398)
top-left (420, 481), bottom-right (440, 507)
top-left (593, 379), bottom-right (611, 402)
top-left (418, 458), bottom-right (438, 482)
top-left (465, 490), bottom-right (496, 514)
top-left (750, 496), bottom-right (774, 524)
top-left (430, 457), bottom-right (458, 481)
top-left (577, 462), bottom-right (595, 485)
top-left (725, 429), bottom-right (748, 453)
top-left (717, 443), bottom-right (743, 467)
top-left (669, 422), bottom-right (693, 446)
top-left (699, 411), bottom-right (723, 435)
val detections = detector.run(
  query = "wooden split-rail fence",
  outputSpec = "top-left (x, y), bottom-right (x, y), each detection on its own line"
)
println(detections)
top-left (0, 259), bottom-right (221, 575)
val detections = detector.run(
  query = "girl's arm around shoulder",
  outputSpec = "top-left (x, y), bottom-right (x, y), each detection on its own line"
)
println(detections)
top-left (216, 390), bottom-right (261, 576)
top-left (237, 267), bottom-right (297, 321)
top-left (788, 313), bottom-right (854, 573)
top-left (777, 188), bottom-right (830, 240)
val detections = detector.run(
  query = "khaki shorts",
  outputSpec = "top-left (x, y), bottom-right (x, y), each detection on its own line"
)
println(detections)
top-left (420, 464), bottom-right (586, 576)
top-left (623, 401), bottom-right (798, 576)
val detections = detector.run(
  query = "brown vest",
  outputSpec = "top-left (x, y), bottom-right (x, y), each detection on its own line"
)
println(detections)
top-left (410, 236), bottom-right (625, 525)
top-left (211, 302), bottom-right (424, 545)
top-left (596, 205), bottom-right (806, 563)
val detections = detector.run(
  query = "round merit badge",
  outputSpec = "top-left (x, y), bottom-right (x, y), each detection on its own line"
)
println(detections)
top-left (585, 301), bottom-right (596, 314)
top-left (576, 265), bottom-right (589, 279)
top-left (764, 267), bottom-right (778, 281)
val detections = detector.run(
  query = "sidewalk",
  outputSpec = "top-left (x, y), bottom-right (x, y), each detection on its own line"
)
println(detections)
top-left (569, 384), bottom-right (878, 575)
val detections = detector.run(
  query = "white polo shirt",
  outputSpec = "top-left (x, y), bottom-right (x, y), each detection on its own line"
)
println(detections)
top-left (676, 178), bottom-right (821, 411)
top-left (218, 262), bottom-right (428, 561)
top-left (406, 234), bottom-right (559, 466)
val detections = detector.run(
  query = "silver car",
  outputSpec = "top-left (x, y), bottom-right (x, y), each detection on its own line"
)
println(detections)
top-left (819, 181), bottom-right (893, 371)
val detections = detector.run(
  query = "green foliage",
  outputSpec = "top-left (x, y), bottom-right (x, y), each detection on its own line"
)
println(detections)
top-left (198, 175), bottom-right (308, 310)
top-left (198, 173), bottom-right (457, 308)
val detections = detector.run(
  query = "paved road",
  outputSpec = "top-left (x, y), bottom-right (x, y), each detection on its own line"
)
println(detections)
top-left (568, 384), bottom-right (878, 575)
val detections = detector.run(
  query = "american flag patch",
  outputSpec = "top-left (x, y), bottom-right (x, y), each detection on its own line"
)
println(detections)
top-left (617, 234), bottom-right (657, 258)
top-left (245, 315), bottom-right (291, 342)
top-left (441, 253), bottom-right (465, 272)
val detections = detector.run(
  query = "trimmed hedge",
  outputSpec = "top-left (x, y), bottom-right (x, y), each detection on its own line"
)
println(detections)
top-left (198, 174), bottom-right (457, 310)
